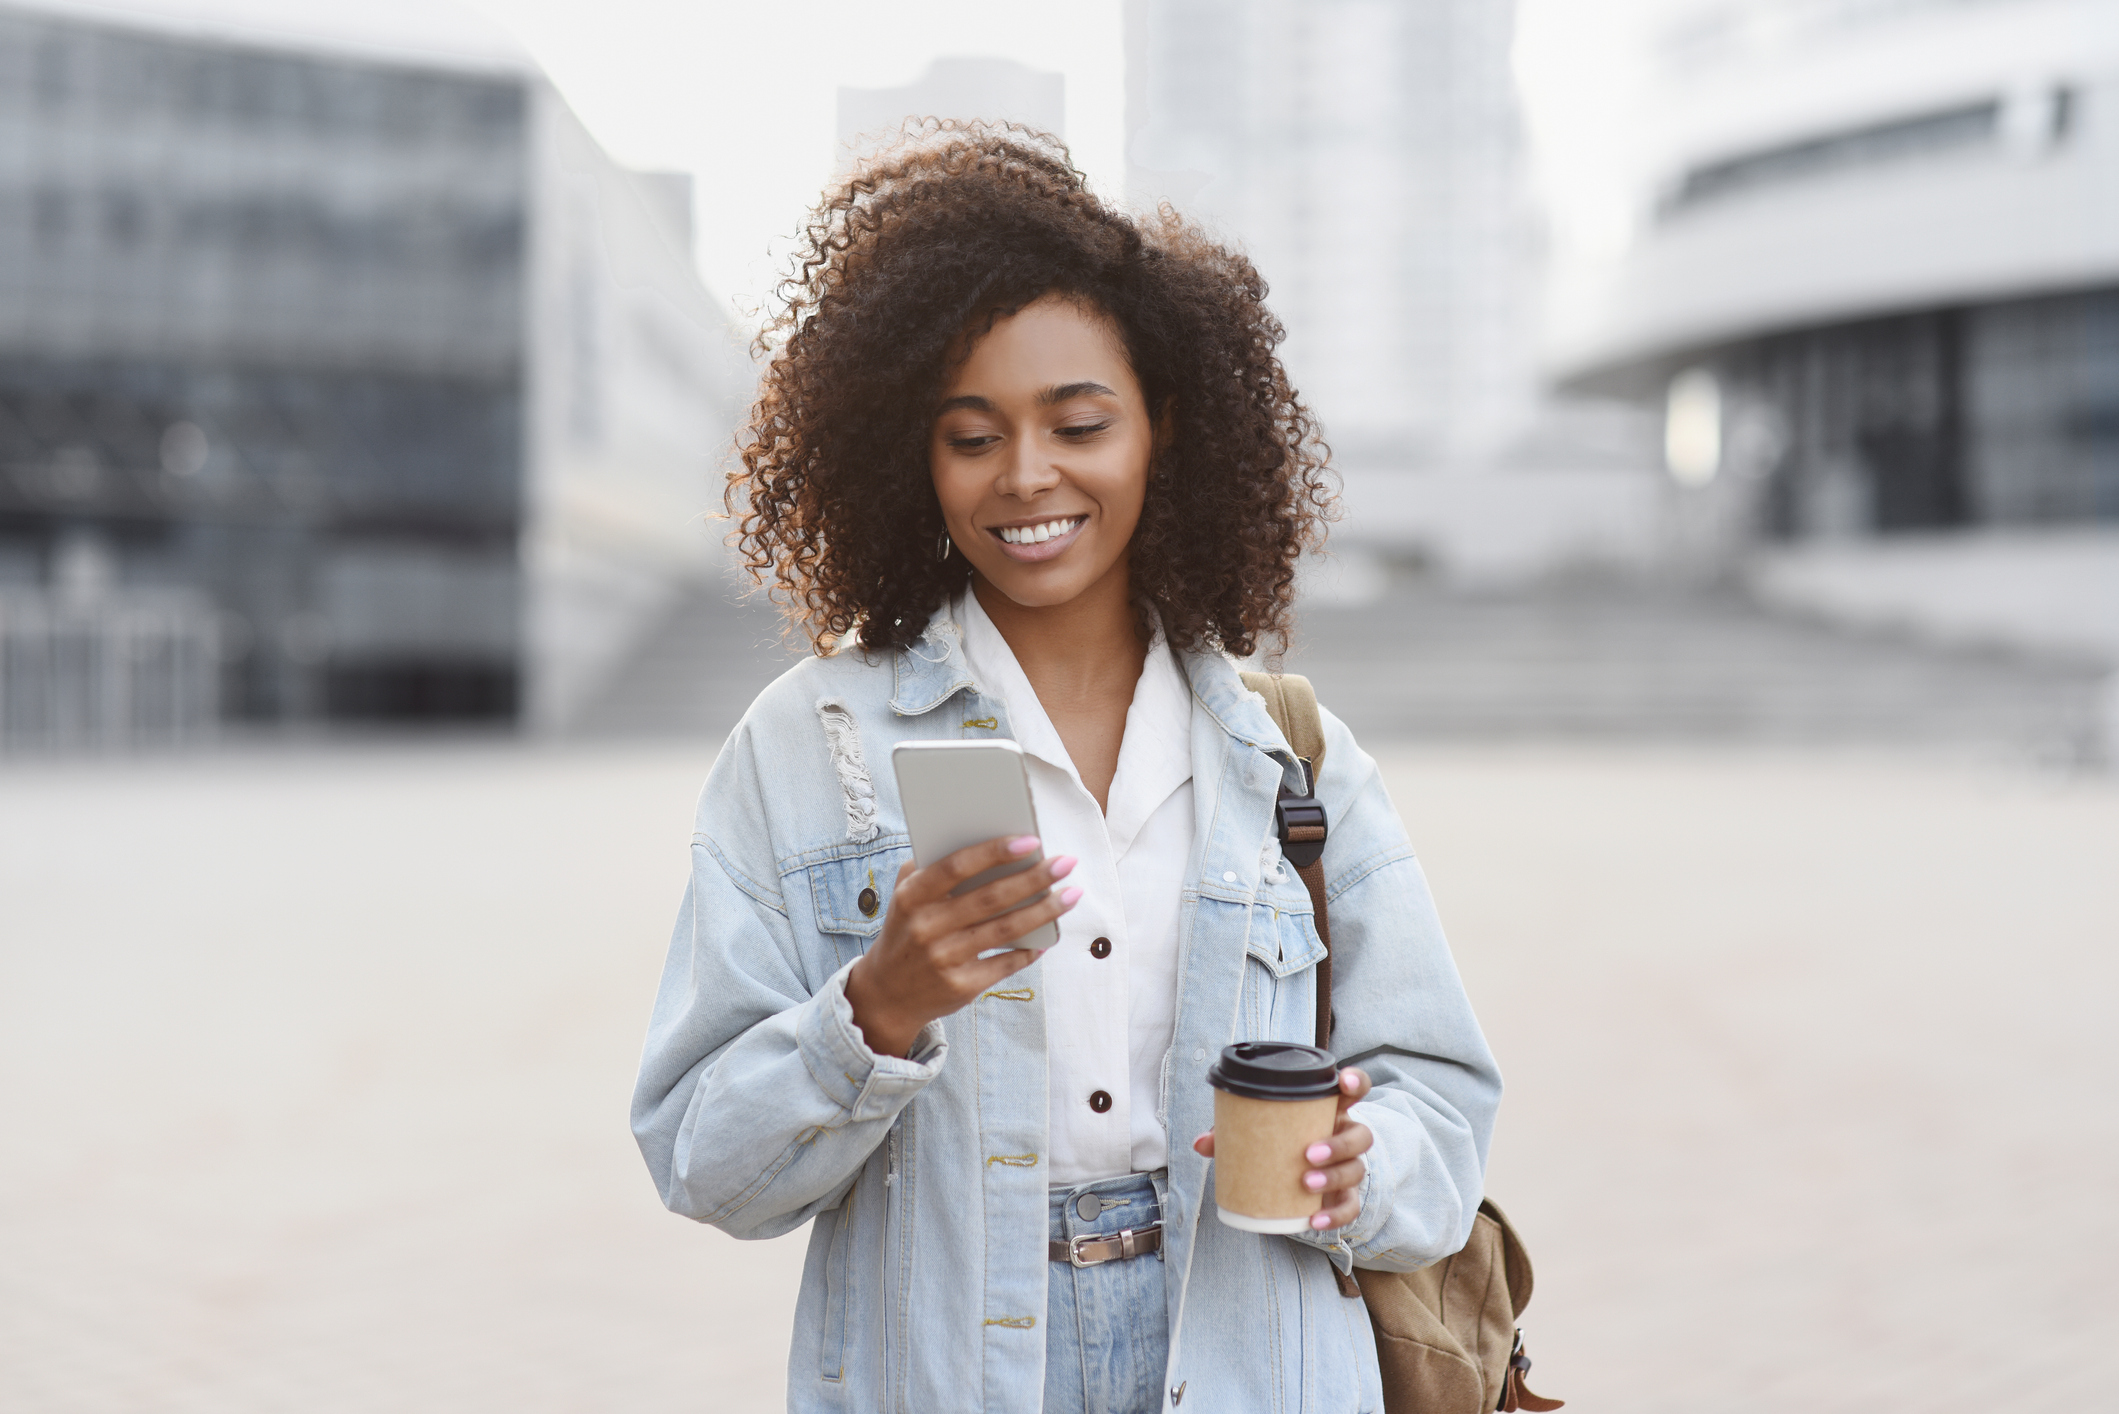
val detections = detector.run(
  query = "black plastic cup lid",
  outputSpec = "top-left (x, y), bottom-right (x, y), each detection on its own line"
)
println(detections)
top-left (1207, 1042), bottom-right (1340, 1101)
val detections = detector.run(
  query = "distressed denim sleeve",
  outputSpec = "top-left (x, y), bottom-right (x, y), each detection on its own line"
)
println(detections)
top-left (1285, 707), bottom-right (1503, 1274)
top-left (631, 804), bottom-right (944, 1240)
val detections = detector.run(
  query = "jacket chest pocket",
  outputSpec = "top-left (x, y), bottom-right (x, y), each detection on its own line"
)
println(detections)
top-left (1239, 900), bottom-right (1328, 1043)
top-left (802, 836), bottom-right (913, 964)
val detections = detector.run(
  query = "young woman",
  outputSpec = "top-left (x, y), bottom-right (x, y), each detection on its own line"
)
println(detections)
top-left (632, 126), bottom-right (1500, 1414)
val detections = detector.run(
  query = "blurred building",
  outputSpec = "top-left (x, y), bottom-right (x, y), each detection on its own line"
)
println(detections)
top-left (1121, 0), bottom-right (1662, 587)
top-left (837, 56), bottom-right (1065, 164)
top-left (1545, 0), bottom-right (2119, 661)
top-left (0, 0), bottom-right (745, 746)
top-left (1127, 0), bottom-right (1527, 471)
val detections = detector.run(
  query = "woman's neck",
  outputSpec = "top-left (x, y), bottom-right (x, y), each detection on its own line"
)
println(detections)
top-left (972, 563), bottom-right (1147, 813)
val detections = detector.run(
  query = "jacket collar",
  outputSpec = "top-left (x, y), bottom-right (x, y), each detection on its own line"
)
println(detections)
top-left (1181, 648), bottom-right (1311, 794)
top-left (888, 612), bottom-right (977, 716)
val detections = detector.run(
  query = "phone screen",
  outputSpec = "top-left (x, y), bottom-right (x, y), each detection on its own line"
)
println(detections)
top-left (892, 741), bottom-right (1058, 949)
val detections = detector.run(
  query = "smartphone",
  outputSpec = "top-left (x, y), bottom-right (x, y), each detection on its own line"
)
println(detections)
top-left (891, 740), bottom-right (1060, 950)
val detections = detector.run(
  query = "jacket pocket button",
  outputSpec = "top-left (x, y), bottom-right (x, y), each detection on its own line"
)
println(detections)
top-left (857, 887), bottom-right (879, 918)
top-left (1088, 1090), bottom-right (1112, 1113)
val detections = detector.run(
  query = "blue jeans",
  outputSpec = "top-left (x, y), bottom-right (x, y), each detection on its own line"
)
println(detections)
top-left (1045, 1171), bottom-right (1170, 1414)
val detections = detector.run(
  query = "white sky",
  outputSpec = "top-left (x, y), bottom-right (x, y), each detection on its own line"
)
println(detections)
top-left (460, 0), bottom-right (1127, 327)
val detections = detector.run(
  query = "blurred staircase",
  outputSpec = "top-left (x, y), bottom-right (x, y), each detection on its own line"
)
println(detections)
top-left (572, 574), bottom-right (2110, 761)
top-left (567, 577), bottom-right (805, 739)
top-left (1283, 579), bottom-right (2107, 759)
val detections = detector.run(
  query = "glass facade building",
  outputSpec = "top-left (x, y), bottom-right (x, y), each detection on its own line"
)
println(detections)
top-left (0, 9), bottom-right (527, 719)
top-left (0, 4), bottom-right (738, 739)
top-left (1727, 291), bottom-right (2119, 541)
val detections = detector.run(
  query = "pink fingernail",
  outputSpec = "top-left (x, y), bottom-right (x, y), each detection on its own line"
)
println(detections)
top-left (1342, 1072), bottom-right (1359, 1091)
top-left (1059, 887), bottom-right (1083, 906)
top-left (1009, 836), bottom-right (1040, 855)
top-left (1049, 855), bottom-right (1077, 879)
top-left (1304, 1171), bottom-right (1327, 1191)
top-left (1306, 1143), bottom-right (1332, 1163)
top-left (1310, 1214), bottom-right (1332, 1229)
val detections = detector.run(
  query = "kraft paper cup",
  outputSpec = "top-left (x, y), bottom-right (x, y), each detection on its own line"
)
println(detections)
top-left (1207, 1041), bottom-right (1342, 1234)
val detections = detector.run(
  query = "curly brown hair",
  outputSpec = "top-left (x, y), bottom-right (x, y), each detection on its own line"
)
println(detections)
top-left (730, 121), bottom-right (1333, 658)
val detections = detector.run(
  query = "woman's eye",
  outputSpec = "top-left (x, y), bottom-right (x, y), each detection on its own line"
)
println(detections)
top-left (947, 434), bottom-right (999, 451)
top-left (1056, 422), bottom-right (1111, 440)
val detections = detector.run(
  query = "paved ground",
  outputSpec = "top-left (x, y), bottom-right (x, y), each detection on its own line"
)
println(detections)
top-left (3, 737), bottom-right (2114, 1411)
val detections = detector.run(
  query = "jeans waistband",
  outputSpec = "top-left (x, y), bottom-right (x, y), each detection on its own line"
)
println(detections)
top-left (1048, 1170), bottom-right (1166, 1241)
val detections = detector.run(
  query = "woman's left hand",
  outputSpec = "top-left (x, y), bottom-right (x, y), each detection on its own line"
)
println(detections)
top-left (1192, 1066), bottom-right (1374, 1232)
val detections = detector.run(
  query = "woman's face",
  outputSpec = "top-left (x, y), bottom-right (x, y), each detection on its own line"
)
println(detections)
top-left (929, 295), bottom-right (1153, 612)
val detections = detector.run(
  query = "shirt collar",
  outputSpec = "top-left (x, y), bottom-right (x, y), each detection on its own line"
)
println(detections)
top-left (951, 588), bottom-right (1194, 855)
top-left (1105, 632), bottom-right (1193, 856)
top-left (889, 598), bottom-right (1303, 795)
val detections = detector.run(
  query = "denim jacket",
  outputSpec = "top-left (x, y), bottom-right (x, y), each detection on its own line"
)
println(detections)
top-left (631, 613), bottom-right (1502, 1413)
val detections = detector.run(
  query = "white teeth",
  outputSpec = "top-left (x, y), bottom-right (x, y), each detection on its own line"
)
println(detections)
top-left (1000, 517), bottom-right (1080, 545)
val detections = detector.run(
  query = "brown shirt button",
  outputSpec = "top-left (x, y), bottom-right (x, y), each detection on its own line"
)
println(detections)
top-left (857, 887), bottom-right (879, 918)
top-left (1088, 1089), bottom-right (1113, 1113)
top-left (1089, 937), bottom-right (1111, 959)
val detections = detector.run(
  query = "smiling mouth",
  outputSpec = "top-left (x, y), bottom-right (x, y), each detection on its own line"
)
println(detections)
top-left (992, 515), bottom-right (1086, 546)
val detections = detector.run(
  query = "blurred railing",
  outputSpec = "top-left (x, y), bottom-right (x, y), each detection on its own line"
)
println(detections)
top-left (0, 589), bottom-right (219, 751)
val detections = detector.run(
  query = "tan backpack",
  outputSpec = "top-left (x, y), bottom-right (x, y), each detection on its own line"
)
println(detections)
top-left (1242, 672), bottom-right (1563, 1414)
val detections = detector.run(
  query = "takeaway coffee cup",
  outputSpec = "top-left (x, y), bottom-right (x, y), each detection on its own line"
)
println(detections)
top-left (1206, 1041), bottom-right (1343, 1233)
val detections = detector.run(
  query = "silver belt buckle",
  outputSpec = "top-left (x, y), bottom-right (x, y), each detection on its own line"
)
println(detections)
top-left (1068, 1227), bottom-right (1139, 1268)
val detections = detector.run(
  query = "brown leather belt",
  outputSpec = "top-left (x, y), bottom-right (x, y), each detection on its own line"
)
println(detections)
top-left (1048, 1224), bottom-right (1163, 1268)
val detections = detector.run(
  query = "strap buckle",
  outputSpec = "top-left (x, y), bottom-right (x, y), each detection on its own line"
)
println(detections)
top-left (1274, 756), bottom-right (1328, 869)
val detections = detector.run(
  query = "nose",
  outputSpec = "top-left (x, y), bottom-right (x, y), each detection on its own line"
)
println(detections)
top-left (993, 429), bottom-right (1062, 501)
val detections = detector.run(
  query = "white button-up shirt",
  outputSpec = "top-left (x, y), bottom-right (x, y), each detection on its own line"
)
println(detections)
top-left (952, 589), bottom-right (1194, 1185)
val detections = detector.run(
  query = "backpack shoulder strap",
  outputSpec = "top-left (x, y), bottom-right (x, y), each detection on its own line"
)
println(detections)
top-left (1241, 670), bottom-right (1326, 776)
top-left (1242, 670), bottom-right (1364, 1300)
top-left (1239, 671), bottom-right (1333, 1051)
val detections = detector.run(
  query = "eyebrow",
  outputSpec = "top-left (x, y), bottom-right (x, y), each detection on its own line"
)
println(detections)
top-left (934, 381), bottom-right (1119, 416)
top-left (1041, 381), bottom-right (1118, 405)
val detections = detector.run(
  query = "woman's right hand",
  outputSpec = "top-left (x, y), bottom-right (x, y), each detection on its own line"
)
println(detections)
top-left (842, 835), bottom-right (1080, 1059)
